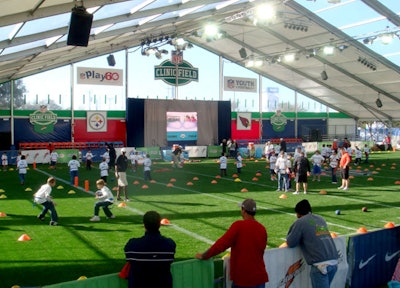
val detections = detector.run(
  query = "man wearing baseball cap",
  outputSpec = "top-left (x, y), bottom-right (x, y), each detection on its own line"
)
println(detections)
top-left (195, 198), bottom-right (269, 288)
top-left (115, 148), bottom-right (129, 201)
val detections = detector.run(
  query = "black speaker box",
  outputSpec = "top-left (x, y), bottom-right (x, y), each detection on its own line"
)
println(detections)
top-left (239, 47), bottom-right (247, 59)
top-left (376, 98), bottom-right (382, 108)
top-left (321, 70), bottom-right (328, 80)
top-left (107, 54), bottom-right (116, 66)
top-left (67, 6), bottom-right (93, 47)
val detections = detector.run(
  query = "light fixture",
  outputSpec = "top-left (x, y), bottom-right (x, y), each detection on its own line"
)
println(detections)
top-left (284, 23), bottom-right (308, 32)
top-left (323, 45), bottom-right (335, 56)
top-left (283, 52), bottom-right (296, 62)
top-left (380, 33), bottom-right (393, 45)
top-left (357, 57), bottom-right (376, 71)
top-left (253, 3), bottom-right (275, 25)
top-left (245, 56), bottom-right (263, 68)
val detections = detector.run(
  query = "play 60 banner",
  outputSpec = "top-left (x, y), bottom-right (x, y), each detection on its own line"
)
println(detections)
top-left (77, 67), bottom-right (123, 86)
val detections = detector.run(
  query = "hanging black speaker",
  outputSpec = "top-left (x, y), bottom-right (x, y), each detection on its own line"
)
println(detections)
top-left (107, 54), bottom-right (116, 66)
top-left (239, 47), bottom-right (247, 59)
top-left (321, 70), bottom-right (328, 80)
top-left (67, 6), bottom-right (93, 47)
top-left (375, 98), bottom-right (382, 108)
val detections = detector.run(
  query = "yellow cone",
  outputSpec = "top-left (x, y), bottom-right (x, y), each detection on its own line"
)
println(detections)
top-left (234, 178), bottom-right (241, 182)
top-left (77, 276), bottom-right (87, 280)
top-left (25, 187), bottom-right (32, 192)
top-left (68, 190), bottom-right (76, 194)
top-left (0, 189), bottom-right (5, 193)
top-left (56, 185), bottom-right (64, 190)
top-left (0, 194), bottom-right (7, 199)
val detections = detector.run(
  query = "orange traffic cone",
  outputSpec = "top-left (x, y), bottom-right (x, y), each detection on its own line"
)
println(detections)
top-left (161, 218), bottom-right (170, 225)
top-left (384, 222), bottom-right (395, 229)
top-left (18, 234), bottom-right (31, 241)
top-left (240, 188), bottom-right (248, 193)
top-left (118, 202), bottom-right (127, 208)
top-left (357, 227), bottom-right (368, 233)
top-left (0, 212), bottom-right (7, 217)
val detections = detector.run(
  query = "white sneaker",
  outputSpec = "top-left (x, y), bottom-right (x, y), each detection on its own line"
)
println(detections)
top-left (107, 215), bottom-right (116, 219)
top-left (342, 187), bottom-right (348, 191)
top-left (90, 216), bottom-right (100, 222)
top-left (304, 191), bottom-right (308, 194)
top-left (293, 191), bottom-right (300, 195)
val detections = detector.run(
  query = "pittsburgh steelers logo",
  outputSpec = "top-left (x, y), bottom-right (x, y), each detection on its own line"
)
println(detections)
top-left (88, 113), bottom-right (106, 131)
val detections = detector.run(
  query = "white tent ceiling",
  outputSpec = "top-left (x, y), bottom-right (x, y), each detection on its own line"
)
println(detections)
top-left (0, 0), bottom-right (399, 122)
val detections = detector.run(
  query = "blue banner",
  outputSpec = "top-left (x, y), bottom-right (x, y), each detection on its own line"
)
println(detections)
top-left (347, 226), bottom-right (400, 287)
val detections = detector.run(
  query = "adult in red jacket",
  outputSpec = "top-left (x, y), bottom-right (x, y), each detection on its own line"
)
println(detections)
top-left (195, 199), bottom-right (269, 288)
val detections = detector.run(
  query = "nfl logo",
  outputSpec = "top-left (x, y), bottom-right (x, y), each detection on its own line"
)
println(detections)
top-left (171, 50), bottom-right (183, 64)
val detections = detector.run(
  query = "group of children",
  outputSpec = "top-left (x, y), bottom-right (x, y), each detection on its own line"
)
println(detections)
top-left (219, 151), bottom-right (243, 176)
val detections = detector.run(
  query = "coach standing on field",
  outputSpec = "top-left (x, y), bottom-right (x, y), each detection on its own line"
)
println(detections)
top-left (115, 148), bottom-right (129, 202)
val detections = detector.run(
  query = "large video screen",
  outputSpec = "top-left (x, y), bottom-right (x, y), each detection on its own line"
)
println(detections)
top-left (166, 112), bottom-right (198, 142)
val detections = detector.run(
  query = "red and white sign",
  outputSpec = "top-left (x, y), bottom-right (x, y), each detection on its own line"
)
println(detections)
top-left (77, 67), bottom-right (123, 86)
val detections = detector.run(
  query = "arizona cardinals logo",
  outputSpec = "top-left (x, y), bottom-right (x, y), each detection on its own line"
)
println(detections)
top-left (239, 116), bottom-right (250, 128)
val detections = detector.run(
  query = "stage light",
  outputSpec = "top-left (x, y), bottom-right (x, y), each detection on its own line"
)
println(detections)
top-left (323, 45), bottom-right (335, 55)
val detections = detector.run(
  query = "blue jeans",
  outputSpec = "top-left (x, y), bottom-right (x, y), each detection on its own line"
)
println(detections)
top-left (232, 283), bottom-right (265, 288)
top-left (39, 201), bottom-right (58, 222)
top-left (278, 172), bottom-right (288, 191)
top-left (310, 264), bottom-right (337, 288)
top-left (70, 170), bottom-right (78, 184)
top-left (94, 201), bottom-right (113, 217)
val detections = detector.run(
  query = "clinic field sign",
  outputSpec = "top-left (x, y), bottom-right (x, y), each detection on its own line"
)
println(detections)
top-left (154, 60), bottom-right (198, 86)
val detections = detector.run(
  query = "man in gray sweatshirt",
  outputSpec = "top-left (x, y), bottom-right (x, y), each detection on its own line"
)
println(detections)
top-left (286, 199), bottom-right (339, 288)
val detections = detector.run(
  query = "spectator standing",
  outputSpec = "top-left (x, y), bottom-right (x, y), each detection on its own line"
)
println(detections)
top-left (103, 147), bottom-right (110, 166)
top-left (363, 144), bottom-right (370, 164)
top-left (17, 155), bottom-right (28, 185)
top-left (236, 152), bottom-right (243, 174)
top-left (275, 151), bottom-right (288, 192)
top-left (219, 152), bottom-right (228, 176)
top-left (329, 151), bottom-right (339, 184)
top-left (221, 139), bottom-right (227, 154)
top-left (108, 143), bottom-right (116, 170)
top-left (268, 151), bottom-right (277, 181)
top-left (68, 155), bottom-right (80, 185)
top-left (85, 150), bottom-right (94, 170)
top-left (115, 148), bottom-right (129, 201)
top-left (124, 211), bottom-right (176, 288)
top-left (310, 150), bottom-right (324, 182)
top-left (286, 154), bottom-right (293, 191)
top-left (293, 152), bottom-right (311, 195)
top-left (195, 199), bottom-right (269, 288)
top-left (143, 154), bottom-right (152, 181)
top-left (99, 158), bottom-right (109, 183)
top-left (34, 177), bottom-right (58, 226)
top-left (2, 152), bottom-right (8, 171)
top-left (280, 138), bottom-right (287, 152)
top-left (332, 139), bottom-right (338, 153)
top-left (90, 179), bottom-right (115, 222)
top-left (354, 146), bottom-right (362, 165)
top-left (49, 150), bottom-right (59, 169)
top-left (286, 199), bottom-right (339, 288)
top-left (172, 146), bottom-right (183, 168)
top-left (130, 151), bottom-right (139, 172)
top-left (321, 144), bottom-right (329, 163)
top-left (338, 147), bottom-right (351, 190)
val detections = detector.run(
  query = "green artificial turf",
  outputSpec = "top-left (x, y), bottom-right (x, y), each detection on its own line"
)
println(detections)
top-left (0, 151), bottom-right (399, 287)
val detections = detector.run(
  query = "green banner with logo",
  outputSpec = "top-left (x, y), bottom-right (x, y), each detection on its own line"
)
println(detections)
top-left (55, 149), bottom-right (79, 164)
top-left (136, 147), bottom-right (162, 160)
top-left (207, 146), bottom-right (222, 158)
